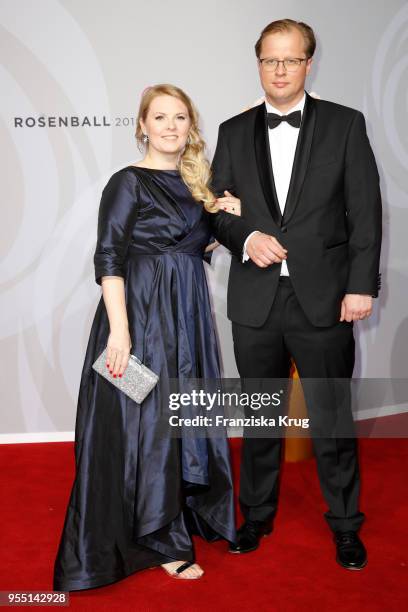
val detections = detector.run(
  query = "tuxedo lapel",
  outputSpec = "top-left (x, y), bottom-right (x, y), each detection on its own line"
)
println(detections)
top-left (254, 102), bottom-right (282, 225)
top-left (282, 92), bottom-right (316, 224)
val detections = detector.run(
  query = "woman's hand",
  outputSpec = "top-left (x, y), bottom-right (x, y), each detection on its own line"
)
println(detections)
top-left (214, 190), bottom-right (241, 216)
top-left (100, 276), bottom-right (132, 378)
top-left (106, 326), bottom-right (132, 378)
top-left (204, 192), bottom-right (241, 253)
top-left (204, 240), bottom-right (219, 253)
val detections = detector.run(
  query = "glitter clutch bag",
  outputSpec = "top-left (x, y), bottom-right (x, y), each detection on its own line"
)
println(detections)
top-left (92, 347), bottom-right (159, 404)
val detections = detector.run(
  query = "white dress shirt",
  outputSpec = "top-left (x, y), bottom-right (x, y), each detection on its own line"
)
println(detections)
top-left (243, 92), bottom-right (306, 276)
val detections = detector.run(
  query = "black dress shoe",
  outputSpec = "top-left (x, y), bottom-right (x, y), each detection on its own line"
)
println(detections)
top-left (229, 520), bottom-right (273, 554)
top-left (335, 531), bottom-right (367, 570)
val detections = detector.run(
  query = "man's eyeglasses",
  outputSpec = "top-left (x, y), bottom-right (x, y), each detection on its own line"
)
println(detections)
top-left (259, 57), bottom-right (308, 72)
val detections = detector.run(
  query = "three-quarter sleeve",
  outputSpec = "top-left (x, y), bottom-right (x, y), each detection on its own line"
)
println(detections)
top-left (93, 170), bottom-right (139, 286)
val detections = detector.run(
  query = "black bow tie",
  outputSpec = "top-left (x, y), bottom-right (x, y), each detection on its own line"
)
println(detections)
top-left (267, 110), bottom-right (302, 129)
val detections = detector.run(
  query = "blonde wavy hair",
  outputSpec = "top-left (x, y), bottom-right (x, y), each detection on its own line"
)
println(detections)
top-left (135, 84), bottom-right (218, 213)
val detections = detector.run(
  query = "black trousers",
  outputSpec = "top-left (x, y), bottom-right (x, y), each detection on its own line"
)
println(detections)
top-left (232, 276), bottom-right (365, 532)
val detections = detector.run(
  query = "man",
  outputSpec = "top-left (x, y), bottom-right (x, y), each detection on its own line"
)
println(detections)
top-left (210, 19), bottom-right (382, 570)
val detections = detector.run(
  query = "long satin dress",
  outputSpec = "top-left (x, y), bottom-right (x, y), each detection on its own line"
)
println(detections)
top-left (53, 166), bottom-right (236, 591)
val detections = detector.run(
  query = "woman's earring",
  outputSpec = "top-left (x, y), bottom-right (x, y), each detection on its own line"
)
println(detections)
top-left (187, 134), bottom-right (192, 145)
top-left (143, 134), bottom-right (149, 143)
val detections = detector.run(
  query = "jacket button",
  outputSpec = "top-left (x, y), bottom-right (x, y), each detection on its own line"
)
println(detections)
top-left (281, 226), bottom-right (287, 233)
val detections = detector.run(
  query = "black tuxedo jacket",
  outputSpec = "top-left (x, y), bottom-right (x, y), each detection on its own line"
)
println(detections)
top-left (209, 92), bottom-right (382, 328)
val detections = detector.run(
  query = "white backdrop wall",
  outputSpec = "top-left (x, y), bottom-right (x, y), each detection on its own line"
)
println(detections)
top-left (1, 0), bottom-right (407, 437)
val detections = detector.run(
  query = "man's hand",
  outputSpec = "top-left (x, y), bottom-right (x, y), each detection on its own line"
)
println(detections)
top-left (340, 294), bottom-right (373, 322)
top-left (246, 232), bottom-right (287, 268)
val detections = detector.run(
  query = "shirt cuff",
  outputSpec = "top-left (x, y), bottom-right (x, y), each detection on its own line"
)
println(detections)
top-left (242, 231), bottom-right (261, 262)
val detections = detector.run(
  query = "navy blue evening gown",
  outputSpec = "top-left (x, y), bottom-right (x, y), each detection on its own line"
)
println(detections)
top-left (53, 166), bottom-right (236, 591)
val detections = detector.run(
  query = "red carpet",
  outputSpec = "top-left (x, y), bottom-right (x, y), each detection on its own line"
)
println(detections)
top-left (1, 439), bottom-right (407, 611)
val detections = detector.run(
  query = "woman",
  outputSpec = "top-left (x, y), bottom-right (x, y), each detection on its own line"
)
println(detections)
top-left (53, 84), bottom-right (241, 589)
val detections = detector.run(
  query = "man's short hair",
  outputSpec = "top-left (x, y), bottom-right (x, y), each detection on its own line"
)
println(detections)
top-left (255, 18), bottom-right (316, 59)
